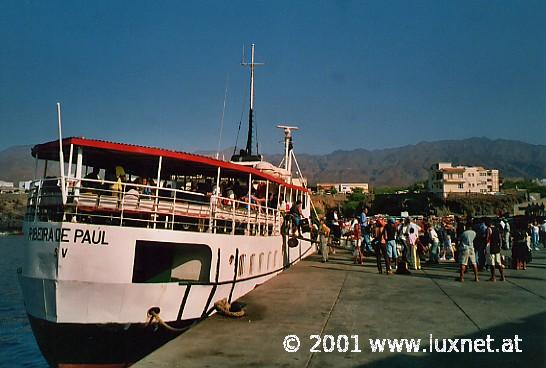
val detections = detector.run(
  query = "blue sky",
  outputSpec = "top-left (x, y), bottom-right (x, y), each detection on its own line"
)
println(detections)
top-left (1, 0), bottom-right (545, 155)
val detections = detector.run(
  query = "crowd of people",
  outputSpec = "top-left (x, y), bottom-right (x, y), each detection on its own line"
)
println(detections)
top-left (313, 207), bottom-right (546, 282)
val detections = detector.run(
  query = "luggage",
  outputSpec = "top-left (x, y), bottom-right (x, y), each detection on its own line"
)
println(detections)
top-left (288, 237), bottom-right (299, 248)
top-left (300, 218), bottom-right (311, 233)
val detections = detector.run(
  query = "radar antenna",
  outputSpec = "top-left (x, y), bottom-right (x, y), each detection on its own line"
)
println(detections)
top-left (276, 125), bottom-right (299, 175)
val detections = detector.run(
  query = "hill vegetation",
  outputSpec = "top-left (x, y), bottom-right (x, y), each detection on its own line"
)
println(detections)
top-left (0, 193), bottom-right (26, 233)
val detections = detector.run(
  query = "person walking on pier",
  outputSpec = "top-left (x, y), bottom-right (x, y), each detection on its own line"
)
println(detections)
top-left (502, 218), bottom-right (511, 250)
top-left (457, 222), bottom-right (479, 282)
top-left (531, 221), bottom-right (540, 250)
top-left (373, 219), bottom-right (391, 274)
top-left (427, 223), bottom-right (440, 264)
top-left (319, 218), bottom-right (331, 263)
top-left (384, 218), bottom-right (398, 271)
top-left (397, 217), bottom-right (410, 261)
top-left (487, 221), bottom-right (506, 282)
top-left (359, 208), bottom-right (372, 253)
top-left (439, 222), bottom-right (454, 261)
top-left (352, 217), bottom-right (363, 264)
top-left (541, 219), bottom-right (546, 249)
top-left (408, 219), bottom-right (421, 270)
top-left (474, 219), bottom-right (488, 271)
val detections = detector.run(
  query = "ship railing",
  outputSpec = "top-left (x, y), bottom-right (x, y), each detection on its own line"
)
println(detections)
top-left (25, 177), bottom-right (282, 236)
top-left (25, 177), bottom-right (64, 222)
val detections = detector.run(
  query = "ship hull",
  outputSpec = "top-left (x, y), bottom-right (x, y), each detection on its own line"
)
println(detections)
top-left (19, 221), bottom-right (315, 367)
top-left (28, 314), bottom-right (196, 367)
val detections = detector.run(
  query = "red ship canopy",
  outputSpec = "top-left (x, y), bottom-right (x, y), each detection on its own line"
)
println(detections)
top-left (32, 137), bottom-right (308, 192)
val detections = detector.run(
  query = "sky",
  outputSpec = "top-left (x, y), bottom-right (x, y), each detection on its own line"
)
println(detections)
top-left (1, 0), bottom-right (545, 155)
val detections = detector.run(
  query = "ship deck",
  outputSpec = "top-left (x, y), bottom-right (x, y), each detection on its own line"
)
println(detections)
top-left (134, 248), bottom-right (546, 367)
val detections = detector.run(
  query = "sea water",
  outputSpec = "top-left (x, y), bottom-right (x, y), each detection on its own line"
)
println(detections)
top-left (0, 235), bottom-right (48, 367)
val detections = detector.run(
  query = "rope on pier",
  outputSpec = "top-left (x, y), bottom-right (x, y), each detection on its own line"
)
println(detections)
top-left (147, 309), bottom-right (187, 333)
top-left (214, 298), bottom-right (246, 318)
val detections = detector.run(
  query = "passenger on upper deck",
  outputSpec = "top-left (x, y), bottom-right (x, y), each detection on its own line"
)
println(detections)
top-left (83, 168), bottom-right (101, 191)
top-left (109, 166), bottom-right (126, 197)
top-left (268, 192), bottom-right (278, 209)
top-left (159, 182), bottom-right (172, 199)
top-left (197, 179), bottom-right (213, 197)
top-left (233, 180), bottom-right (246, 200)
top-left (222, 181), bottom-right (236, 206)
top-left (140, 177), bottom-right (152, 196)
top-left (125, 178), bottom-right (141, 199)
top-left (250, 182), bottom-right (267, 207)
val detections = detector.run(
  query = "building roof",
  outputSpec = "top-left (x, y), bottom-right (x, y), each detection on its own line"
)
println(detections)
top-left (440, 167), bottom-right (466, 172)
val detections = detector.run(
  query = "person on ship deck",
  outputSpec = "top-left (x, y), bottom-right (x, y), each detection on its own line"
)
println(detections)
top-left (289, 200), bottom-right (305, 237)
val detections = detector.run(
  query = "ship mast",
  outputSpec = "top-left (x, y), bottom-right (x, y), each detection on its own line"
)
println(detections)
top-left (232, 43), bottom-right (263, 162)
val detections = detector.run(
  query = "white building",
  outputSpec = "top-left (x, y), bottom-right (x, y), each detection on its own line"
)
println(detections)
top-left (0, 180), bottom-right (14, 188)
top-left (428, 163), bottom-right (500, 198)
top-left (316, 182), bottom-right (369, 194)
top-left (19, 180), bottom-right (33, 191)
top-left (0, 180), bottom-right (15, 194)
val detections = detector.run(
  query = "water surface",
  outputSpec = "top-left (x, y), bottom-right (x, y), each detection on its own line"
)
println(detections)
top-left (0, 234), bottom-right (48, 367)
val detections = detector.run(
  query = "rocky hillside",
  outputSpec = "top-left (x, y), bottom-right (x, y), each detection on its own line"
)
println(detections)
top-left (0, 145), bottom-right (35, 183)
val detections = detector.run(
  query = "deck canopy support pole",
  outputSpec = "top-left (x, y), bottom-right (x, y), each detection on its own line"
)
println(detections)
top-left (56, 103), bottom-right (67, 204)
top-left (34, 155), bottom-right (38, 181)
top-left (289, 188), bottom-right (293, 208)
top-left (247, 173), bottom-right (252, 234)
top-left (265, 180), bottom-right (269, 236)
top-left (74, 147), bottom-right (83, 201)
top-left (231, 199), bottom-right (236, 235)
top-left (277, 185), bottom-right (282, 235)
top-left (212, 167), bottom-right (221, 233)
top-left (67, 144), bottom-right (74, 194)
top-left (153, 156), bottom-right (163, 229)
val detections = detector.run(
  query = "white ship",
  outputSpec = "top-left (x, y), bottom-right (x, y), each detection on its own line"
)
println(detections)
top-left (18, 45), bottom-right (314, 367)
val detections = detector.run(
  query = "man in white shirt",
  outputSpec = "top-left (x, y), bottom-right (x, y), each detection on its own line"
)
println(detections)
top-left (531, 222), bottom-right (540, 250)
top-left (541, 220), bottom-right (546, 249)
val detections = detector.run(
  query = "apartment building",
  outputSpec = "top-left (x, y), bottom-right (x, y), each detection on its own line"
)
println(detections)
top-left (428, 163), bottom-right (500, 198)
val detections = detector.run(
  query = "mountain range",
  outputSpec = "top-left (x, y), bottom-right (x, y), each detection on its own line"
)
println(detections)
top-left (268, 137), bottom-right (546, 186)
top-left (1, 138), bottom-right (545, 187)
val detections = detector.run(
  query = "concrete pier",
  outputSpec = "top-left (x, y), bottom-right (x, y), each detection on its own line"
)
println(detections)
top-left (135, 249), bottom-right (546, 368)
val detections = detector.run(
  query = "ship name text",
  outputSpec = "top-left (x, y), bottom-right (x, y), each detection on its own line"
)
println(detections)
top-left (28, 227), bottom-right (109, 246)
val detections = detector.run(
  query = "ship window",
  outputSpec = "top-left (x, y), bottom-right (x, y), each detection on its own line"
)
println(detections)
top-left (249, 254), bottom-right (255, 275)
top-left (238, 255), bottom-right (246, 277)
top-left (259, 253), bottom-right (264, 272)
top-left (132, 241), bottom-right (212, 283)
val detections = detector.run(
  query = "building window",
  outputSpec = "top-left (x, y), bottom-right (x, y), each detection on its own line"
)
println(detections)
top-left (458, 183), bottom-right (464, 189)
